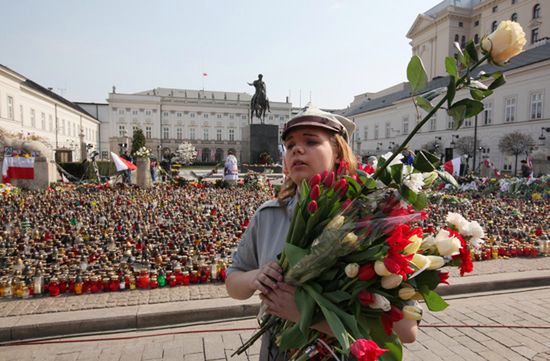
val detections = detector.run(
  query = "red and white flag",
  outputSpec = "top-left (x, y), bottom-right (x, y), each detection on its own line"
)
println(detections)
top-left (2, 156), bottom-right (35, 183)
top-left (110, 152), bottom-right (137, 172)
top-left (443, 157), bottom-right (461, 176)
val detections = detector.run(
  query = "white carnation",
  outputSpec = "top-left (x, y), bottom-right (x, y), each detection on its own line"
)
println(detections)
top-left (403, 173), bottom-right (424, 193)
top-left (446, 212), bottom-right (469, 233)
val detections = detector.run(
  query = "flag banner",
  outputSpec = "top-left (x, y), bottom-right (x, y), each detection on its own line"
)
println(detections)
top-left (110, 152), bottom-right (137, 172)
top-left (443, 157), bottom-right (461, 176)
top-left (2, 156), bottom-right (35, 183)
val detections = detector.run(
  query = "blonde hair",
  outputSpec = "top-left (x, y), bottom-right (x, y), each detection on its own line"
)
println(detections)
top-left (277, 133), bottom-right (357, 204)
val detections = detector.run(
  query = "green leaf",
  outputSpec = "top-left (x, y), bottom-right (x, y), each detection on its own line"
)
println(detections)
top-left (324, 290), bottom-right (352, 304)
top-left (407, 55), bottom-right (428, 94)
top-left (364, 316), bottom-right (403, 361)
top-left (447, 104), bottom-right (467, 129)
top-left (453, 98), bottom-right (484, 120)
top-left (488, 72), bottom-right (506, 90)
top-left (278, 323), bottom-right (309, 350)
top-left (364, 177), bottom-right (377, 190)
top-left (295, 287), bottom-right (316, 333)
top-left (413, 269), bottom-right (441, 290)
top-left (344, 243), bottom-right (386, 263)
top-left (445, 56), bottom-right (458, 79)
top-left (390, 163), bottom-right (403, 184)
top-left (379, 167), bottom-right (392, 186)
top-left (447, 76), bottom-right (456, 108)
top-left (436, 170), bottom-right (459, 188)
top-left (317, 267), bottom-right (340, 281)
top-left (289, 209), bottom-right (307, 246)
top-left (470, 88), bottom-right (493, 101)
top-left (420, 285), bottom-right (449, 312)
top-left (415, 96), bottom-right (433, 112)
top-left (454, 42), bottom-right (468, 67)
top-left (413, 151), bottom-right (436, 172)
top-left (283, 243), bottom-right (309, 269)
top-left (413, 192), bottom-right (427, 211)
top-left (319, 304), bottom-right (349, 350)
top-left (464, 40), bottom-right (479, 63)
top-left (418, 150), bottom-right (440, 166)
top-left (400, 184), bottom-right (417, 204)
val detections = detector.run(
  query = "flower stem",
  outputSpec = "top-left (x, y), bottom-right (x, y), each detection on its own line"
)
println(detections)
top-left (372, 53), bottom-right (490, 180)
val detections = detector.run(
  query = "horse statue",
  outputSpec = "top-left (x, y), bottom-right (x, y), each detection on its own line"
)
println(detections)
top-left (248, 74), bottom-right (270, 124)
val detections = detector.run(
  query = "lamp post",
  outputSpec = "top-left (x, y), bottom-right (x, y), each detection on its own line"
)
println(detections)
top-left (450, 134), bottom-right (459, 147)
top-left (539, 127), bottom-right (550, 142)
top-left (388, 141), bottom-right (396, 150)
top-left (472, 115), bottom-right (478, 177)
top-left (434, 136), bottom-right (443, 163)
top-left (376, 142), bottom-right (383, 151)
top-left (157, 144), bottom-right (162, 161)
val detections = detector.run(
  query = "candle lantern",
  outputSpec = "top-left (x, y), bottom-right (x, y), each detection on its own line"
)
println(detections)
top-left (49, 277), bottom-right (60, 297)
top-left (74, 275), bottom-right (83, 295)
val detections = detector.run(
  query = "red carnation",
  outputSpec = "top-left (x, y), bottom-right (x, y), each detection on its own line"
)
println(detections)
top-left (358, 263), bottom-right (376, 281)
top-left (350, 339), bottom-right (388, 361)
top-left (438, 271), bottom-right (450, 285)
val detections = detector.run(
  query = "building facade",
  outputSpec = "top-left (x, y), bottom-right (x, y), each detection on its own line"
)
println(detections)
top-left (0, 64), bottom-right (100, 162)
top-left (106, 88), bottom-right (292, 163)
top-left (346, 0), bottom-right (550, 175)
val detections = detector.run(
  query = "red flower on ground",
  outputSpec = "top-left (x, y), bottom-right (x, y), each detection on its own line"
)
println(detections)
top-left (350, 339), bottom-right (388, 361)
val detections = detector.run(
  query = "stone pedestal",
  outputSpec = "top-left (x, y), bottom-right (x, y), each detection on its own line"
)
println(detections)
top-left (10, 157), bottom-right (56, 190)
top-left (136, 158), bottom-right (152, 188)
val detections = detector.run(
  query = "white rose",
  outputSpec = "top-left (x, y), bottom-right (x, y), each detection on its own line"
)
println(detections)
top-left (481, 20), bottom-right (526, 65)
top-left (403, 173), bottom-right (424, 193)
top-left (434, 229), bottom-right (462, 257)
top-left (446, 213), bottom-right (468, 233)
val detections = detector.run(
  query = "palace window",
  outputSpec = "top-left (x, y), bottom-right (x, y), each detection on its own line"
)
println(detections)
top-left (530, 92), bottom-right (544, 120)
top-left (190, 128), bottom-right (195, 140)
top-left (402, 117), bottom-right (409, 135)
top-left (7, 96), bottom-right (14, 120)
top-left (203, 128), bottom-right (209, 140)
top-left (145, 126), bottom-right (152, 139)
top-left (41, 112), bottom-right (46, 129)
top-left (374, 124), bottom-right (379, 139)
top-left (119, 125), bottom-right (126, 137)
top-left (229, 129), bottom-right (235, 141)
top-left (533, 4), bottom-right (541, 19)
top-left (531, 28), bottom-right (539, 44)
top-left (31, 109), bottom-right (36, 128)
top-left (504, 97), bottom-right (516, 122)
top-left (385, 122), bottom-right (391, 138)
top-left (177, 127), bottom-right (183, 140)
top-left (216, 128), bottom-right (222, 141)
top-left (363, 126), bottom-right (368, 140)
top-left (483, 102), bottom-right (492, 125)
top-left (163, 127), bottom-right (169, 139)
top-left (430, 117), bottom-right (437, 131)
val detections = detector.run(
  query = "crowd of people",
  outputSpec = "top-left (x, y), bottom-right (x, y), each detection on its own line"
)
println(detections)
top-left (0, 175), bottom-right (548, 299)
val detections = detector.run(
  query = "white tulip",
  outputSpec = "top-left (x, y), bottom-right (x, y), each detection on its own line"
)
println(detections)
top-left (381, 274), bottom-right (403, 289)
top-left (426, 256), bottom-right (445, 270)
top-left (374, 260), bottom-right (392, 276)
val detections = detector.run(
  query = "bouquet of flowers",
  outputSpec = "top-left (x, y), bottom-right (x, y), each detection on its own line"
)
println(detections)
top-left (235, 21), bottom-right (526, 361)
top-left (134, 146), bottom-right (152, 158)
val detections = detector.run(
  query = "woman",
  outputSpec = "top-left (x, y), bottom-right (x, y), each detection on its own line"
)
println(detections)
top-left (226, 105), bottom-right (418, 360)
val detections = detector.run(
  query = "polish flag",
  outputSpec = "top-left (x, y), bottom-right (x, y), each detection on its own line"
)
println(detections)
top-left (443, 157), bottom-right (461, 176)
top-left (110, 152), bottom-right (137, 172)
top-left (2, 156), bottom-right (35, 183)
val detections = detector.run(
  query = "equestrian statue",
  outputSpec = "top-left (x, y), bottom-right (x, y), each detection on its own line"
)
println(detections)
top-left (248, 74), bottom-right (270, 124)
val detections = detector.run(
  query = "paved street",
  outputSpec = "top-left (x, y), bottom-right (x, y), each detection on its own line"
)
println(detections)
top-left (2, 257), bottom-right (549, 318)
top-left (2, 287), bottom-right (550, 361)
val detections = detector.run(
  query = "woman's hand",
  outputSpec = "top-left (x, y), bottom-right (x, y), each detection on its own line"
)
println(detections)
top-left (250, 261), bottom-right (283, 294)
top-left (260, 282), bottom-right (300, 323)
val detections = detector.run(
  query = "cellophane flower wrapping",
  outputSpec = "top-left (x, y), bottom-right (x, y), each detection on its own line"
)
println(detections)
top-left (235, 155), bottom-right (480, 361)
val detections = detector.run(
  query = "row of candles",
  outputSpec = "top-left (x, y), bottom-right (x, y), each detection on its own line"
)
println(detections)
top-left (473, 243), bottom-right (545, 261)
top-left (0, 261), bottom-right (228, 299)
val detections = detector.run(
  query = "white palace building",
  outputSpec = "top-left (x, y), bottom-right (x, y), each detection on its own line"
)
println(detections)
top-left (345, 0), bottom-right (550, 175)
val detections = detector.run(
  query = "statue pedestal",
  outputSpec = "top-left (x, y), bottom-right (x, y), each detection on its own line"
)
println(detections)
top-left (136, 158), bottom-right (152, 188)
top-left (10, 157), bottom-right (56, 190)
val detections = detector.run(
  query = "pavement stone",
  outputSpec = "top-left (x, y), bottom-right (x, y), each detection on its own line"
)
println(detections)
top-left (3, 287), bottom-right (550, 360)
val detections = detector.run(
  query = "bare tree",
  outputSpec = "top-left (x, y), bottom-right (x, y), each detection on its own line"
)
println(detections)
top-left (498, 131), bottom-right (535, 176)
top-left (453, 136), bottom-right (481, 173)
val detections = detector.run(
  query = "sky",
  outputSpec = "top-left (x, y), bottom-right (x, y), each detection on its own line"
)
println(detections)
top-left (1, 0), bottom-right (439, 109)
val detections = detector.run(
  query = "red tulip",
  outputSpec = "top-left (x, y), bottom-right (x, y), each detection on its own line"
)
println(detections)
top-left (334, 178), bottom-right (348, 196)
top-left (358, 290), bottom-right (375, 306)
top-left (341, 198), bottom-right (352, 211)
top-left (358, 263), bottom-right (376, 281)
top-left (309, 173), bottom-right (322, 188)
top-left (337, 160), bottom-right (349, 176)
top-left (388, 305), bottom-right (404, 322)
top-left (383, 257), bottom-right (401, 275)
top-left (309, 184), bottom-right (320, 201)
top-left (350, 339), bottom-right (388, 361)
top-left (307, 200), bottom-right (318, 214)
top-left (323, 171), bottom-right (335, 188)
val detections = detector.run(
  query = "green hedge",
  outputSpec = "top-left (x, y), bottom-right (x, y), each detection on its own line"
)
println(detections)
top-left (59, 161), bottom-right (117, 180)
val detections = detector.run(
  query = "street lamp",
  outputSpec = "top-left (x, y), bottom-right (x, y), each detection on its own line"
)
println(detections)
top-left (376, 142), bottom-right (383, 151)
top-left (118, 143), bottom-right (127, 155)
top-left (157, 144), bottom-right (162, 160)
top-left (539, 127), bottom-right (550, 140)
top-left (388, 141), bottom-right (396, 150)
